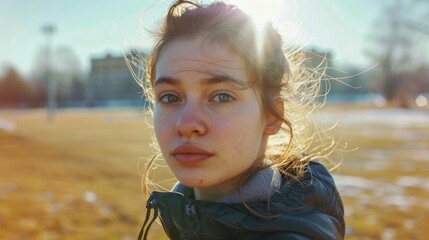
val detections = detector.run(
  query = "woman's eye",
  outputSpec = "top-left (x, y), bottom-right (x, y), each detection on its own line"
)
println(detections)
top-left (212, 93), bottom-right (234, 103)
top-left (160, 94), bottom-right (180, 103)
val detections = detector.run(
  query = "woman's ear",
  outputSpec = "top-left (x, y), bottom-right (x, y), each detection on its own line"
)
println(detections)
top-left (263, 97), bottom-right (284, 135)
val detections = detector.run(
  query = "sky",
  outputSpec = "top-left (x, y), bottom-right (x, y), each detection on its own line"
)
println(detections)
top-left (0, 0), bottom-right (388, 77)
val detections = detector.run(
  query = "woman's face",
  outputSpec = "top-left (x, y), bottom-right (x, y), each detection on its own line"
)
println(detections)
top-left (153, 35), bottom-right (272, 195)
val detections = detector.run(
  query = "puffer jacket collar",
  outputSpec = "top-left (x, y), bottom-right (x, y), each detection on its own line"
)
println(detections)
top-left (138, 162), bottom-right (345, 240)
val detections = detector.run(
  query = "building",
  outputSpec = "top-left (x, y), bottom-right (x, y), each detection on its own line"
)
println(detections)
top-left (88, 52), bottom-right (146, 106)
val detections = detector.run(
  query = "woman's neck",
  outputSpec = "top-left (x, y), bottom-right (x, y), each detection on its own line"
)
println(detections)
top-left (193, 158), bottom-right (269, 202)
top-left (193, 174), bottom-right (243, 202)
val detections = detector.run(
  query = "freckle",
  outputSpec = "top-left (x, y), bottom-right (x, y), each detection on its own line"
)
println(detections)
top-left (199, 179), bottom-right (204, 184)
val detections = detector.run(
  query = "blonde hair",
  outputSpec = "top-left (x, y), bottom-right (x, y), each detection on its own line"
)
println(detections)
top-left (126, 0), bottom-right (339, 200)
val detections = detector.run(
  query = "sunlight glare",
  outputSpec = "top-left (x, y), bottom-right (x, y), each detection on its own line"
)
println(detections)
top-left (229, 0), bottom-right (283, 30)
top-left (228, 0), bottom-right (284, 63)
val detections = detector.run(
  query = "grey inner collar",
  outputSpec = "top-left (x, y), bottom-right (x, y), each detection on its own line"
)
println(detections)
top-left (171, 167), bottom-right (281, 203)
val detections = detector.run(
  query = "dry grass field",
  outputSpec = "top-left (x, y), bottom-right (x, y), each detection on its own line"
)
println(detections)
top-left (323, 106), bottom-right (429, 240)
top-left (0, 109), bottom-right (170, 240)
top-left (0, 106), bottom-right (428, 239)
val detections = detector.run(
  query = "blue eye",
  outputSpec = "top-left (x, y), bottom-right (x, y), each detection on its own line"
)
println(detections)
top-left (212, 93), bottom-right (234, 103)
top-left (160, 94), bottom-right (180, 103)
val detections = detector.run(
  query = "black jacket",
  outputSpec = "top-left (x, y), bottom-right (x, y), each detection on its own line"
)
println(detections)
top-left (138, 162), bottom-right (345, 240)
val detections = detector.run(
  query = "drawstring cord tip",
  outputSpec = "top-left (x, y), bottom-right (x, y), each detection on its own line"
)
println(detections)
top-left (137, 194), bottom-right (158, 240)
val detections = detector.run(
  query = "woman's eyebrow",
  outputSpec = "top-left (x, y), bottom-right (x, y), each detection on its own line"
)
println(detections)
top-left (202, 75), bottom-right (247, 88)
top-left (154, 77), bottom-right (178, 87)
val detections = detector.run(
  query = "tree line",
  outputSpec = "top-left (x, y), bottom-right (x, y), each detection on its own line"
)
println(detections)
top-left (0, 66), bottom-right (86, 108)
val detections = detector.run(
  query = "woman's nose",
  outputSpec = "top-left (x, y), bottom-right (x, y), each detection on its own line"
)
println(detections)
top-left (176, 101), bottom-right (207, 137)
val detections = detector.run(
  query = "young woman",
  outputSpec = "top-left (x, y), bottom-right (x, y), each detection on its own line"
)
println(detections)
top-left (130, 0), bottom-right (345, 239)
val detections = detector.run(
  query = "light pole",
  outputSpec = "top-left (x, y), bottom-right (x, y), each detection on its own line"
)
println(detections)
top-left (42, 24), bottom-right (56, 121)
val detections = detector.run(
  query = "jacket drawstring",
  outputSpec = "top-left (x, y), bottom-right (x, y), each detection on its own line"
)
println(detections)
top-left (138, 194), bottom-right (158, 240)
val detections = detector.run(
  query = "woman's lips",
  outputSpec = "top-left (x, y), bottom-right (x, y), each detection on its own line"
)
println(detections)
top-left (172, 144), bottom-right (214, 164)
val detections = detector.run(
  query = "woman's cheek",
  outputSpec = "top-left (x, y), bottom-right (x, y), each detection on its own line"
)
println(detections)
top-left (153, 118), bottom-right (168, 145)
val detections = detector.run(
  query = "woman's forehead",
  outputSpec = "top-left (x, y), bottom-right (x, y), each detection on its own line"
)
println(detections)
top-left (155, 36), bottom-right (247, 82)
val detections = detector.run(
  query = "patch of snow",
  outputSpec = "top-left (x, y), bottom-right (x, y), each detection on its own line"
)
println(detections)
top-left (0, 119), bottom-right (15, 132)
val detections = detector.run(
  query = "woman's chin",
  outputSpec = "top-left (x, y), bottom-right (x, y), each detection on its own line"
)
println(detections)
top-left (177, 177), bottom-right (210, 189)
top-left (172, 168), bottom-right (213, 188)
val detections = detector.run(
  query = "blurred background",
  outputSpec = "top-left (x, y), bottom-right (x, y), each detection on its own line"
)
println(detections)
top-left (0, 0), bottom-right (428, 239)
